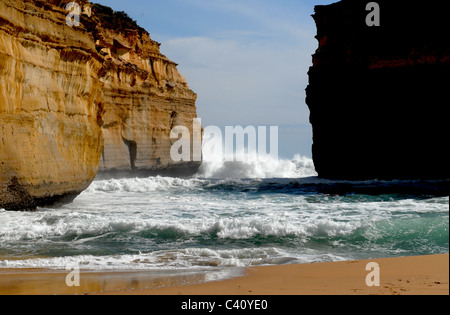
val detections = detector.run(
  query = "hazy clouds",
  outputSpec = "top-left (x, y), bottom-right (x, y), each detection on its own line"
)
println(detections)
top-left (93, 0), bottom-right (336, 157)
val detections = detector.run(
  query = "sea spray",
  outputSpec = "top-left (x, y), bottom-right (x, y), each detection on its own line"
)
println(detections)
top-left (197, 154), bottom-right (317, 179)
top-left (0, 146), bottom-right (447, 276)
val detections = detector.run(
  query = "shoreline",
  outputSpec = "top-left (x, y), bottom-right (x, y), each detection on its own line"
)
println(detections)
top-left (0, 254), bottom-right (448, 295)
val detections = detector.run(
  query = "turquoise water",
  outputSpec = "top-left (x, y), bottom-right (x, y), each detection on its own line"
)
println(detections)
top-left (1, 161), bottom-right (448, 275)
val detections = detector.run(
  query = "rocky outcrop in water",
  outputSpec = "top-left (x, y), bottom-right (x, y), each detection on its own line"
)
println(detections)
top-left (0, 0), bottom-right (199, 210)
top-left (306, 0), bottom-right (449, 180)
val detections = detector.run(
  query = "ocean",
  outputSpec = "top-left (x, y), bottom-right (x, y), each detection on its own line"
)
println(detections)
top-left (0, 155), bottom-right (448, 282)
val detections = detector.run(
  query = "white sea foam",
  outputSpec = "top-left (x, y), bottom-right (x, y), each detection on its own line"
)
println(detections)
top-left (2, 189), bottom-right (446, 247)
top-left (1, 151), bottom-right (447, 273)
top-left (197, 153), bottom-right (317, 179)
top-left (0, 210), bottom-right (364, 242)
top-left (85, 176), bottom-right (201, 193)
top-left (83, 154), bottom-right (318, 195)
top-left (4, 198), bottom-right (442, 245)
top-left (0, 247), bottom-right (348, 271)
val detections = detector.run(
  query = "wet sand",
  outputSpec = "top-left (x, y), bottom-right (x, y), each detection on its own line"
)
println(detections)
top-left (0, 254), bottom-right (448, 295)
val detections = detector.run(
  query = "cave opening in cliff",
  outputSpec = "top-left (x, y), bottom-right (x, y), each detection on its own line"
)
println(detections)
top-left (122, 137), bottom-right (138, 172)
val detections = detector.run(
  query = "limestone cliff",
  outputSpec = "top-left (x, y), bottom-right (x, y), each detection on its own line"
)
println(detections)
top-left (88, 4), bottom-right (200, 178)
top-left (306, 0), bottom-right (450, 180)
top-left (0, 0), bottom-right (104, 210)
top-left (0, 0), bottom-right (200, 210)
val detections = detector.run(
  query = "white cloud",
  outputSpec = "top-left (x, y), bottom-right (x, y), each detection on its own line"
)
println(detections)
top-left (154, 0), bottom-right (319, 156)
top-left (183, 0), bottom-right (315, 41)
top-left (162, 36), bottom-right (315, 127)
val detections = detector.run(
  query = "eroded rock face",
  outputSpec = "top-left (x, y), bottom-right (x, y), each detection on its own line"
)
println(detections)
top-left (0, 0), bottom-right (200, 210)
top-left (306, 0), bottom-right (450, 180)
top-left (0, 0), bottom-right (104, 210)
top-left (89, 5), bottom-right (201, 178)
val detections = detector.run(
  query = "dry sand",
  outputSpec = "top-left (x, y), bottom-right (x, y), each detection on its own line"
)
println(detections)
top-left (0, 254), bottom-right (448, 295)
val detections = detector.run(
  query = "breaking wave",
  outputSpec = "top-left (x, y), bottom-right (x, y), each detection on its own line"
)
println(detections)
top-left (196, 154), bottom-right (317, 179)
top-left (1, 148), bottom-right (448, 274)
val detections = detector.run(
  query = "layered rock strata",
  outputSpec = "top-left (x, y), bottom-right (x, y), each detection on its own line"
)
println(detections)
top-left (0, 0), bottom-right (104, 210)
top-left (306, 0), bottom-right (450, 180)
top-left (0, 0), bottom-right (200, 210)
top-left (89, 4), bottom-right (200, 178)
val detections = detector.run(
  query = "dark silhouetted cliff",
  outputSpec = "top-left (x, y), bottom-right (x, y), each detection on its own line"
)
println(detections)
top-left (306, 0), bottom-right (449, 180)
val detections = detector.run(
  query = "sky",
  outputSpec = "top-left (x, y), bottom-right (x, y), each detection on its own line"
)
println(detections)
top-left (93, 0), bottom-right (337, 158)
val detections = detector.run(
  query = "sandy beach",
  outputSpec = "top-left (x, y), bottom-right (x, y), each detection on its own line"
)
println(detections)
top-left (0, 254), bottom-right (448, 296)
